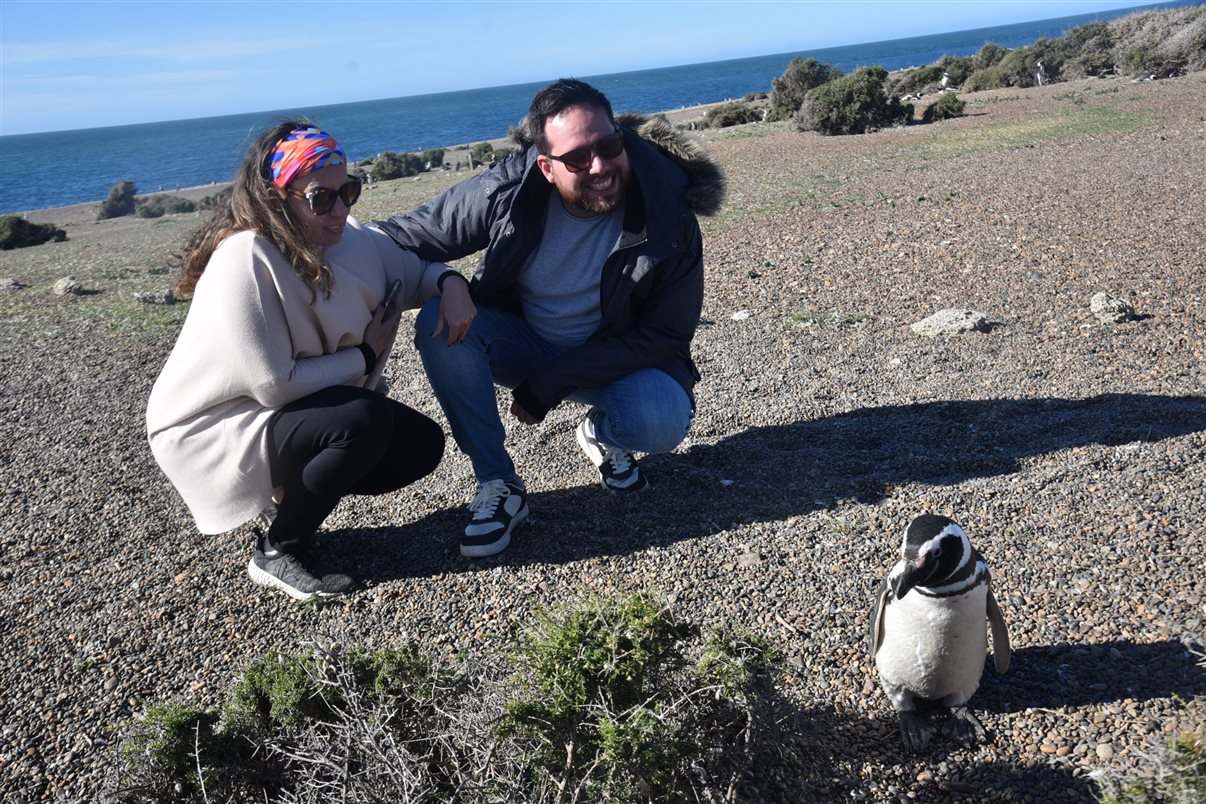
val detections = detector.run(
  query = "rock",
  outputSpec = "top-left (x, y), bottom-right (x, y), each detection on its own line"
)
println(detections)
top-left (53, 277), bottom-right (83, 296)
top-left (731, 309), bottom-right (753, 320)
top-left (135, 289), bottom-right (176, 305)
top-left (910, 308), bottom-right (989, 337)
top-left (1096, 743), bottom-right (1115, 760)
top-left (736, 551), bottom-right (761, 568)
top-left (1090, 292), bottom-right (1136, 324)
top-left (0, 277), bottom-right (23, 291)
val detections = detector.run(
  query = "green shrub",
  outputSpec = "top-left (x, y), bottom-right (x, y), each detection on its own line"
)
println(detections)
top-left (1097, 725), bottom-right (1205, 803)
top-left (963, 41), bottom-right (1053, 91)
top-left (890, 55), bottom-right (974, 97)
top-left (1055, 22), bottom-right (1117, 78)
top-left (224, 651), bottom-right (335, 737)
top-left (923, 92), bottom-right (967, 122)
top-left (0, 215), bottom-right (66, 249)
top-left (97, 179), bottom-right (138, 220)
top-left (197, 187), bottom-right (231, 210)
top-left (468, 141), bottom-right (513, 165)
top-left (114, 702), bottom-right (256, 801)
top-left (373, 150), bottom-right (425, 179)
top-left (419, 147), bottom-right (446, 168)
top-left (134, 195), bottom-right (196, 219)
top-left (110, 596), bottom-right (784, 802)
top-left (795, 65), bottom-right (912, 135)
top-left (768, 56), bottom-right (843, 122)
top-left (889, 64), bottom-right (945, 96)
top-left (502, 593), bottom-right (779, 801)
top-left (701, 100), bottom-right (762, 128)
top-left (742, 91), bottom-right (768, 102)
top-left (973, 41), bottom-right (1010, 71)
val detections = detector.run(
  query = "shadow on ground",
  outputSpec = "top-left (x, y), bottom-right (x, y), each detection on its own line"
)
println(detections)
top-left (765, 701), bottom-right (1104, 800)
top-left (979, 638), bottom-right (1205, 712)
top-left (336, 392), bottom-right (1205, 582)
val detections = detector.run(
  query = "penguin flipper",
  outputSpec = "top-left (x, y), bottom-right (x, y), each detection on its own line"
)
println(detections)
top-left (869, 577), bottom-right (891, 658)
top-left (986, 586), bottom-right (1011, 674)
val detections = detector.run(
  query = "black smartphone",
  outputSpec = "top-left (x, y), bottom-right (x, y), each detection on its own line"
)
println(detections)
top-left (383, 279), bottom-right (402, 311)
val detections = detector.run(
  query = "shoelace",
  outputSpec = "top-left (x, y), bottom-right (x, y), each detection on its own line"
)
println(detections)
top-left (604, 447), bottom-right (634, 475)
top-left (469, 481), bottom-right (509, 519)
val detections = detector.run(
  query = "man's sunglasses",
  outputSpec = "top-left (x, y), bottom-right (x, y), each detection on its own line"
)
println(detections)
top-left (286, 176), bottom-right (362, 215)
top-left (544, 130), bottom-right (625, 173)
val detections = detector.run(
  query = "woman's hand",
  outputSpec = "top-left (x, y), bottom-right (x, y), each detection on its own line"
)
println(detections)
top-left (431, 276), bottom-right (476, 345)
top-left (363, 298), bottom-right (403, 360)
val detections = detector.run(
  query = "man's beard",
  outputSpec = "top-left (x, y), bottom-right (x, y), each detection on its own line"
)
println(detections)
top-left (556, 167), bottom-right (628, 217)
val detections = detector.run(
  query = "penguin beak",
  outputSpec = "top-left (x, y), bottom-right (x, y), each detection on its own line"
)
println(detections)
top-left (892, 559), bottom-right (925, 599)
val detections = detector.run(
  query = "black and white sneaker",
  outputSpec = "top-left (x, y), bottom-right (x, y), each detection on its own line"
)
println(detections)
top-left (462, 479), bottom-right (528, 558)
top-left (247, 537), bottom-right (355, 601)
top-left (575, 410), bottom-right (650, 493)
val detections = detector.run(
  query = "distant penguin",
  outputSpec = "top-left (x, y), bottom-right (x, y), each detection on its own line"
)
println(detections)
top-left (940, 71), bottom-right (951, 90)
top-left (869, 514), bottom-right (1011, 751)
top-left (1036, 60), bottom-right (1048, 87)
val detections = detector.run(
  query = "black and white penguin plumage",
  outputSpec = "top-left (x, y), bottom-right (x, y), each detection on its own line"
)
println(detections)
top-left (869, 514), bottom-right (1010, 751)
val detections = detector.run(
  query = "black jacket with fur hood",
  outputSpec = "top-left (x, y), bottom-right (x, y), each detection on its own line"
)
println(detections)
top-left (377, 113), bottom-right (726, 421)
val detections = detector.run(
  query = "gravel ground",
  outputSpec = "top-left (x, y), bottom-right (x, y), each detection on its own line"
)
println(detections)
top-left (1, 73), bottom-right (1204, 802)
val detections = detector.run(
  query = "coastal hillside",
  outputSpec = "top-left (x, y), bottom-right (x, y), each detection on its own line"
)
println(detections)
top-left (0, 70), bottom-right (1203, 801)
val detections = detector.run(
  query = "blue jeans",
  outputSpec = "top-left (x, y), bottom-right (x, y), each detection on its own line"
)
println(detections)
top-left (415, 299), bottom-right (693, 483)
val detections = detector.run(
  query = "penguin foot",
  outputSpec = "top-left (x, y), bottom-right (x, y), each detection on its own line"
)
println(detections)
top-left (943, 706), bottom-right (989, 745)
top-left (899, 711), bottom-right (936, 752)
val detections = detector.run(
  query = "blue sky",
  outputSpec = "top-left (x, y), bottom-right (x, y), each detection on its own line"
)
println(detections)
top-left (0, 0), bottom-right (1164, 135)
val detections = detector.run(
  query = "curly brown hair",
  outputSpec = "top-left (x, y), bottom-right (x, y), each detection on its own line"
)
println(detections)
top-left (175, 119), bottom-right (335, 300)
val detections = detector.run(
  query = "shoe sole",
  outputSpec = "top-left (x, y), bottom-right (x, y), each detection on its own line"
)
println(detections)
top-left (247, 557), bottom-right (347, 601)
top-left (601, 476), bottom-right (651, 494)
top-left (461, 504), bottom-right (528, 558)
top-left (576, 423), bottom-right (650, 494)
top-left (575, 421), bottom-right (606, 467)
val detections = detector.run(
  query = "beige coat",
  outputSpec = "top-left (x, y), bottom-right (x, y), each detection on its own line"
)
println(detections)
top-left (146, 218), bottom-right (446, 534)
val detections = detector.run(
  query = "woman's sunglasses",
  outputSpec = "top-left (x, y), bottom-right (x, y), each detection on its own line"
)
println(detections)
top-left (287, 176), bottom-right (362, 215)
top-left (544, 129), bottom-right (625, 173)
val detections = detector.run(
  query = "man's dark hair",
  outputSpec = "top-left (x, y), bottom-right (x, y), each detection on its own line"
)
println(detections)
top-left (527, 78), bottom-right (614, 154)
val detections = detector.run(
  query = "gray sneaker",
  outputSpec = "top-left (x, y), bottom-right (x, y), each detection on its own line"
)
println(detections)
top-left (462, 479), bottom-right (528, 558)
top-left (247, 537), bottom-right (355, 601)
top-left (575, 410), bottom-right (650, 493)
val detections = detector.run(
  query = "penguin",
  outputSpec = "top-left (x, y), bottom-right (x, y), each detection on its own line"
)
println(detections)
top-left (869, 514), bottom-right (1010, 751)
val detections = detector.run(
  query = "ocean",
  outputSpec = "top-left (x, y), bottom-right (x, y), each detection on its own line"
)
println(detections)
top-left (0, 0), bottom-right (1196, 215)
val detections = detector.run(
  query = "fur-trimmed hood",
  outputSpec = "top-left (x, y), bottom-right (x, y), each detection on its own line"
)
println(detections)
top-left (509, 111), bottom-right (726, 217)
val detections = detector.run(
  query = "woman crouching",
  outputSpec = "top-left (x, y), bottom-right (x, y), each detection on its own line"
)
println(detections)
top-left (146, 121), bottom-right (473, 601)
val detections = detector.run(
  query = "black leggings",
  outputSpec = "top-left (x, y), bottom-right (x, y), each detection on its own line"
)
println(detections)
top-left (266, 385), bottom-right (444, 546)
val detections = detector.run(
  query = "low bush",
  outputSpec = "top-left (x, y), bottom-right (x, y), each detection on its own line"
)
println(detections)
top-left (419, 147), bottom-right (445, 168)
top-left (1111, 6), bottom-right (1206, 75)
top-left (134, 195), bottom-right (196, 219)
top-left (795, 65), bottom-right (912, 135)
top-left (973, 41), bottom-right (1010, 71)
top-left (196, 188), bottom-right (231, 210)
top-left (0, 215), bottom-right (66, 249)
top-left (97, 179), bottom-right (138, 220)
top-left (107, 593), bottom-right (784, 803)
top-left (889, 55), bottom-right (974, 97)
top-left (963, 42), bottom-right (1053, 91)
top-left (503, 592), bottom-right (779, 801)
top-left (1055, 22), bottom-right (1117, 78)
top-left (469, 141), bottom-right (513, 165)
top-left (768, 56), bottom-right (843, 122)
top-left (374, 150), bottom-right (425, 179)
top-left (922, 92), bottom-right (967, 122)
top-left (701, 100), bottom-right (762, 128)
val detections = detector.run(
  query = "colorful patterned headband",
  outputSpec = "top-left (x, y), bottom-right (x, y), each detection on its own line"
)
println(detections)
top-left (268, 127), bottom-right (346, 189)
